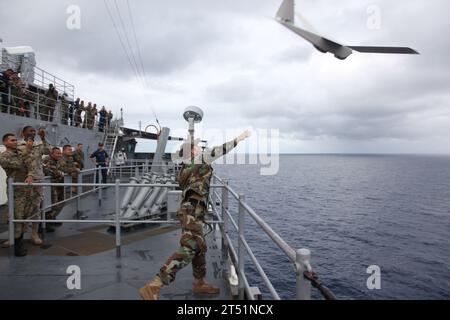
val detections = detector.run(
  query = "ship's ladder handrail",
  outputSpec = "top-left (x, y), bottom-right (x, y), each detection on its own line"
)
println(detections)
top-left (103, 122), bottom-right (120, 175)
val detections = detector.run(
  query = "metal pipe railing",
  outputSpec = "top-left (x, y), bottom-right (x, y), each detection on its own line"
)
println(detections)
top-left (5, 169), bottom-right (317, 300)
top-left (0, 99), bottom-right (101, 130)
top-left (240, 199), bottom-right (296, 262)
top-left (213, 173), bottom-right (313, 300)
top-left (238, 193), bottom-right (245, 300)
top-left (7, 179), bottom-right (223, 248)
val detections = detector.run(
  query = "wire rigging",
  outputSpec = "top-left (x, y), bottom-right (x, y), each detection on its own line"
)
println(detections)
top-left (113, 0), bottom-right (144, 86)
top-left (103, 0), bottom-right (140, 80)
top-left (103, 0), bottom-right (161, 125)
top-left (126, 0), bottom-right (149, 88)
top-left (123, 0), bottom-right (160, 125)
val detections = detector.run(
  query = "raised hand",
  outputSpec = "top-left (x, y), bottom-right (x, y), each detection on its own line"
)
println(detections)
top-left (237, 130), bottom-right (251, 143)
top-left (38, 128), bottom-right (46, 139)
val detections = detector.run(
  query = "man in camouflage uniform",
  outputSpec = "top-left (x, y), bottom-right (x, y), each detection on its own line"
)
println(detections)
top-left (60, 145), bottom-right (81, 194)
top-left (9, 72), bottom-right (27, 116)
top-left (89, 104), bottom-right (98, 130)
top-left (74, 100), bottom-right (84, 127)
top-left (0, 69), bottom-right (13, 113)
top-left (44, 84), bottom-right (58, 122)
top-left (60, 93), bottom-right (69, 125)
top-left (0, 133), bottom-right (36, 256)
top-left (73, 143), bottom-right (85, 170)
top-left (83, 103), bottom-right (92, 129)
top-left (17, 126), bottom-right (52, 238)
top-left (139, 130), bottom-right (251, 300)
top-left (106, 110), bottom-right (113, 129)
top-left (43, 147), bottom-right (65, 225)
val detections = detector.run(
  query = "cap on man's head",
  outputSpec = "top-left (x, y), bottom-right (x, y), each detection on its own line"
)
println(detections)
top-left (178, 137), bottom-right (201, 159)
top-left (180, 137), bottom-right (201, 149)
top-left (98, 143), bottom-right (104, 147)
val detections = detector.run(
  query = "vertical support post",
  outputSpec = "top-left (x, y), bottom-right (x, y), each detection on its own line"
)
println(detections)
top-left (221, 181), bottom-right (229, 249)
top-left (68, 175), bottom-right (73, 199)
top-left (296, 248), bottom-right (312, 300)
top-left (238, 193), bottom-right (246, 300)
top-left (36, 91), bottom-right (40, 119)
top-left (7, 86), bottom-right (11, 113)
top-left (8, 178), bottom-right (15, 248)
top-left (211, 175), bottom-right (215, 204)
top-left (76, 173), bottom-right (82, 219)
top-left (98, 168), bottom-right (102, 207)
top-left (41, 183), bottom-right (47, 238)
top-left (115, 180), bottom-right (121, 258)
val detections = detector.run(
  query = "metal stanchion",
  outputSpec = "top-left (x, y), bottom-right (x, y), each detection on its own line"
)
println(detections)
top-left (115, 180), bottom-right (121, 258)
top-left (238, 193), bottom-right (246, 300)
top-left (8, 178), bottom-right (15, 254)
top-left (296, 248), bottom-right (312, 300)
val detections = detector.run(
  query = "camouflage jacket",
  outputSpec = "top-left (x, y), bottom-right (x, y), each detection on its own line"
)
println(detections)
top-left (17, 138), bottom-right (52, 182)
top-left (0, 149), bottom-right (35, 184)
top-left (45, 89), bottom-right (58, 105)
top-left (178, 139), bottom-right (238, 201)
top-left (61, 97), bottom-right (69, 113)
top-left (59, 155), bottom-right (79, 175)
top-left (43, 155), bottom-right (64, 182)
top-left (75, 105), bottom-right (84, 116)
top-left (72, 150), bottom-right (85, 170)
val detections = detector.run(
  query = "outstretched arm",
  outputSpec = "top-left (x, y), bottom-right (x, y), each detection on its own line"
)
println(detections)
top-left (204, 130), bottom-right (251, 164)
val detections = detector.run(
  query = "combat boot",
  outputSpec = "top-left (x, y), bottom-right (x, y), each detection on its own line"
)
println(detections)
top-left (14, 236), bottom-right (27, 257)
top-left (139, 277), bottom-right (163, 300)
top-left (192, 279), bottom-right (220, 295)
top-left (31, 224), bottom-right (43, 246)
top-left (48, 212), bottom-right (63, 227)
top-left (1, 240), bottom-right (11, 248)
top-left (38, 223), bottom-right (55, 233)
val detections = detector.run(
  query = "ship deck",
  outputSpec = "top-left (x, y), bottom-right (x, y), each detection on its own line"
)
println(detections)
top-left (0, 187), bottom-right (231, 300)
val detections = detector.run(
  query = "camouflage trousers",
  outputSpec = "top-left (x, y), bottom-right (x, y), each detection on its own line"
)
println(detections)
top-left (158, 201), bottom-right (207, 285)
top-left (49, 186), bottom-right (64, 219)
top-left (13, 186), bottom-right (43, 238)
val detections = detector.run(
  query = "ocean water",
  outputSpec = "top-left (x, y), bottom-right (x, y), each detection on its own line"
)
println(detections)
top-left (213, 154), bottom-right (450, 300)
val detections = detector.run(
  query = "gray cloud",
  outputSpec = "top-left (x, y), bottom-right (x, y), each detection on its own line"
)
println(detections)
top-left (1, 0), bottom-right (449, 153)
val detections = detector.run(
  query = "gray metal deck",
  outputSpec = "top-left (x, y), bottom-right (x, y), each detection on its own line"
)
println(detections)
top-left (0, 187), bottom-right (231, 300)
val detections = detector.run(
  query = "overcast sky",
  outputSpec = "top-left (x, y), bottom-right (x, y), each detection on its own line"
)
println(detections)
top-left (1, 0), bottom-right (449, 153)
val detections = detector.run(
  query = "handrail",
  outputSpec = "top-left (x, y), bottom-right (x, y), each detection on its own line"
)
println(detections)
top-left (0, 97), bottom-right (101, 130)
top-left (1, 55), bottom-right (75, 100)
top-left (240, 199), bottom-right (296, 262)
top-left (0, 84), bottom-right (116, 130)
top-left (105, 122), bottom-right (120, 175)
top-left (212, 173), bottom-right (316, 300)
top-left (5, 167), bottom-right (326, 300)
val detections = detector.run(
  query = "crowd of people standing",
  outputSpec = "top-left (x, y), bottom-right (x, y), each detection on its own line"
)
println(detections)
top-left (0, 69), bottom-right (114, 131)
top-left (0, 126), bottom-right (111, 257)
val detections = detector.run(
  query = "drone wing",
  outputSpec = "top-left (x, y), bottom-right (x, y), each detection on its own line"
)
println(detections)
top-left (348, 46), bottom-right (419, 55)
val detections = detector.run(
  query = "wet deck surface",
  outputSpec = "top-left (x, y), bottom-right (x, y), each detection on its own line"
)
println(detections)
top-left (0, 187), bottom-right (231, 300)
